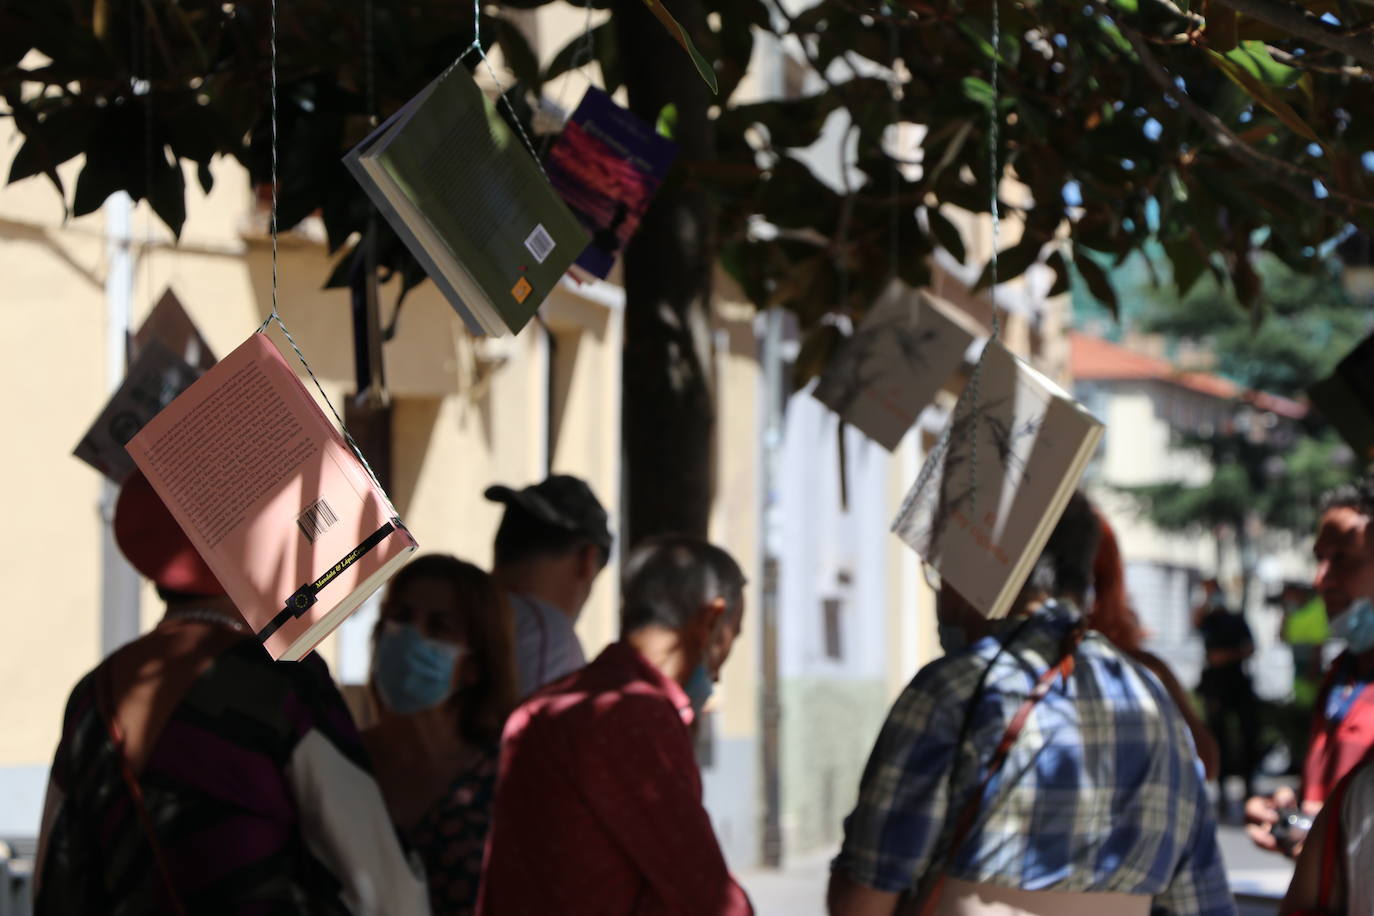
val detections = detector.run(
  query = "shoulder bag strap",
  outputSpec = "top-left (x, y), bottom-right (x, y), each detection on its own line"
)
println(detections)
top-left (917, 621), bottom-right (1086, 916)
top-left (93, 660), bottom-right (189, 916)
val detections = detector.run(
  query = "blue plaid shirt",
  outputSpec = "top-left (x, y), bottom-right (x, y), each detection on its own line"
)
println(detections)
top-left (834, 601), bottom-right (1235, 916)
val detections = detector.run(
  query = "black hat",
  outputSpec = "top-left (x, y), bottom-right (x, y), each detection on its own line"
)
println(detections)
top-left (485, 475), bottom-right (613, 554)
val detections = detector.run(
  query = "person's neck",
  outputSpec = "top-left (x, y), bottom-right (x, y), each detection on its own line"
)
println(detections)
top-left (160, 595), bottom-right (245, 627)
top-left (494, 562), bottom-right (580, 621)
top-left (625, 625), bottom-right (691, 686)
top-left (374, 705), bottom-right (468, 764)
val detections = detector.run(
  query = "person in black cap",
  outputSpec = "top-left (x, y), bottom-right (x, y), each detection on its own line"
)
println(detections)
top-left (486, 475), bottom-right (613, 697)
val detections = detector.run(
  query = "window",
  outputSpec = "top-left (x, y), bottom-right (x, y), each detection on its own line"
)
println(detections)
top-left (823, 597), bottom-right (843, 660)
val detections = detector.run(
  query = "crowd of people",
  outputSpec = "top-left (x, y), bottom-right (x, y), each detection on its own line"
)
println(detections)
top-left (29, 467), bottom-right (1374, 914)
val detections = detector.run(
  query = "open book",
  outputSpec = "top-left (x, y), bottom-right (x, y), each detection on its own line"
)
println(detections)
top-left (74, 290), bottom-right (214, 482)
top-left (127, 333), bottom-right (418, 660)
top-left (892, 339), bottom-right (1104, 619)
top-left (345, 64), bottom-right (589, 336)
top-left (1309, 331), bottom-right (1374, 463)
top-left (813, 284), bottom-right (980, 451)
top-left (546, 87), bottom-right (678, 280)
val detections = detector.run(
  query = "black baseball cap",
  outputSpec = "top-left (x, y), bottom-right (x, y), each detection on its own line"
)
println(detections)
top-left (485, 475), bottom-right (613, 554)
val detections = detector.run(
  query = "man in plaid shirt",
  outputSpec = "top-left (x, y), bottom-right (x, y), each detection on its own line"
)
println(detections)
top-left (829, 494), bottom-right (1235, 916)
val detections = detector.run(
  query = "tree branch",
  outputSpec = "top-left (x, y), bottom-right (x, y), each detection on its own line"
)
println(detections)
top-left (1123, 27), bottom-right (1368, 216)
top-left (1209, 0), bottom-right (1374, 67)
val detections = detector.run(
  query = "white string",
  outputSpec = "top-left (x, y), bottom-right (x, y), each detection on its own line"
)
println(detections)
top-left (964, 0), bottom-right (1002, 513)
top-left (458, 0), bottom-right (552, 180)
top-left (255, 0), bottom-right (391, 506)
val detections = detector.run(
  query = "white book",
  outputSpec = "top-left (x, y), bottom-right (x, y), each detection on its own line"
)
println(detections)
top-left (892, 339), bottom-right (1104, 619)
top-left (813, 284), bottom-right (980, 451)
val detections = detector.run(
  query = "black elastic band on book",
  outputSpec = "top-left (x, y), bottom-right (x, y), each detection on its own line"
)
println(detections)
top-left (259, 520), bottom-right (398, 647)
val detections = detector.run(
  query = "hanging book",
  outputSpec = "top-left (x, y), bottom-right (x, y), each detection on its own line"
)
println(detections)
top-left (1309, 331), bottom-right (1374, 463)
top-left (892, 339), bottom-right (1104, 619)
top-left (345, 64), bottom-right (589, 336)
top-left (75, 289), bottom-right (216, 482)
top-left (545, 87), bottom-right (678, 280)
top-left (127, 333), bottom-right (418, 660)
top-left (813, 284), bottom-right (980, 451)
top-left (132, 288), bottom-right (217, 373)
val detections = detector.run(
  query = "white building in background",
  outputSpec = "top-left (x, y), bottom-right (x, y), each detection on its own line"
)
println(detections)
top-left (1070, 331), bottom-right (1311, 701)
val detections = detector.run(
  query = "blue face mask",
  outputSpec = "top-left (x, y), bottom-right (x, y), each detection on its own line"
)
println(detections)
top-left (683, 663), bottom-right (714, 716)
top-left (372, 622), bottom-right (464, 715)
top-left (938, 624), bottom-right (968, 655)
top-left (1330, 598), bottom-right (1374, 655)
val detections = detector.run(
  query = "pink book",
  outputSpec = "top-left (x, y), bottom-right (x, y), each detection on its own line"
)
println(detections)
top-left (127, 332), bottom-right (418, 660)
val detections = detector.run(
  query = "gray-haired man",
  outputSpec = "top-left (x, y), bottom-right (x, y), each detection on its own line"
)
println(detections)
top-left (478, 535), bottom-right (753, 916)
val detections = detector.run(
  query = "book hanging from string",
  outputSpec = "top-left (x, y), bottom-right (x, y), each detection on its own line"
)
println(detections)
top-left (345, 63), bottom-right (590, 336)
top-left (545, 86), bottom-right (679, 281)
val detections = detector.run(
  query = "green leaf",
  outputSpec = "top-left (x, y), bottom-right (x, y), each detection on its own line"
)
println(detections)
top-left (959, 77), bottom-right (996, 113)
top-left (656, 103), bottom-right (678, 140)
top-left (542, 22), bottom-right (610, 85)
top-left (1072, 244), bottom-right (1118, 317)
top-left (1110, 0), bottom-right (1138, 12)
top-left (1207, 49), bottom-right (1319, 143)
top-left (493, 15), bottom-right (542, 93)
top-left (1095, 18), bottom-right (1133, 56)
top-left (792, 323), bottom-right (843, 393)
top-left (640, 0), bottom-right (718, 94)
top-left (926, 206), bottom-right (966, 265)
top-left (1223, 40), bottom-right (1301, 88)
top-left (955, 19), bottom-right (1008, 65)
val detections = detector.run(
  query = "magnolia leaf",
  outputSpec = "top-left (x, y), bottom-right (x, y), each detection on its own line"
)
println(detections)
top-left (656, 102), bottom-right (678, 140)
top-left (974, 236), bottom-right (1044, 290)
top-left (640, 0), bottom-right (718, 94)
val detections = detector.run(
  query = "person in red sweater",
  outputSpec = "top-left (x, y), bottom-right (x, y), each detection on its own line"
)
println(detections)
top-left (1248, 479), bottom-right (1374, 856)
top-left (478, 535), bottom-right (752, 916)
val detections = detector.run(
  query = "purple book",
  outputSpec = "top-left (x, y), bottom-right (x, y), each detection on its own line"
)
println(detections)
top-left (546, 88), bottom-right (679, 279)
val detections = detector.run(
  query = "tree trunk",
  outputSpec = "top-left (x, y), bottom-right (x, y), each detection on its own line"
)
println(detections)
top-left (613, 0), bottom-right (717, 547)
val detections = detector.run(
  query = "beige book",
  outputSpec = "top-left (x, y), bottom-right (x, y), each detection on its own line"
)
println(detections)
top-left (814, 284), bottom-right (980, 451)
top-left (892, 339), bottom-right (1104, 619)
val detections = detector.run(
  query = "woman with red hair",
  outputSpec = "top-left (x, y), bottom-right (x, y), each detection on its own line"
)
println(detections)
top-left (1090, 508), bottom-right (1221, 779)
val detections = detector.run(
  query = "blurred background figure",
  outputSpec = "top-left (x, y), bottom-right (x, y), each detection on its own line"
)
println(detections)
top-left (34, 471), bottom-right (427, 915)
top-left (1193, 576), bottom-right (1260, 813)
top-left (1089, 510), bottom-right (1220, 780)
top-left (485, 476), bottom-right (613, 697)
top-left (362, 555), bottom-right (517, 916)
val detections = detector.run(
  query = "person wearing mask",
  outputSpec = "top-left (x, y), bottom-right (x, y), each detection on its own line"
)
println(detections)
top-left (1248, 479), bottom-right (1374, 856)
top-left (34, 471), bottom-right (428, 915)
top-left (1192, 576), bottom-right (1260, 812)
top-left (485, 475), bottom-right (613, 696)
top-left (829, 493), bottom-right (1233, 916)
top-left (478, 535), bottom-right (753, 916)
top-left (361, 555), bottom-right (517, 916)
top-left (1089, 509), bottom-right (1221, 779)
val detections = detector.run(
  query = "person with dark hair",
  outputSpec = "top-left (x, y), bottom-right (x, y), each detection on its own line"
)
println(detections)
top-left (485, 475), bottom-right (612, 696)
top-left (34, 471), bottom-right (428, 915)
top-left (1089, 510), bottom-right (1221, 780)
top-left (1247, 477), bottom-right (1374, 857)
top-left (362, 555), bottom-right (517, 916)
top-left (830, 492), bottom-right (1233, 916)
top-left (477, 535), bottom-right (753, 916)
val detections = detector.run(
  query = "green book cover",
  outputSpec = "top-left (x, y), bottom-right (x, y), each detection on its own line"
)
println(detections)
top-left (363, 66), bottom-right (589, 335)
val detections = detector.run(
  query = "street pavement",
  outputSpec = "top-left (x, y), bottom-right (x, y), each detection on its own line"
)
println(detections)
top-left (739, 823), bottom-right (1296, 915)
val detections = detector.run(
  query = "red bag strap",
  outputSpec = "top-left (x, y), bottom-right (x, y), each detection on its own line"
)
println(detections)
top-left (93, 661), bottom-right (189, 916)
top-left (917, 621), bottom-right (1087, 916)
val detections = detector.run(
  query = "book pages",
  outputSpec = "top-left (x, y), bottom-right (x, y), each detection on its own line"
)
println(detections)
top-left (892, 339), bottom-right (1104, 619)
top-left (814, 284), bottom-right (979, 451)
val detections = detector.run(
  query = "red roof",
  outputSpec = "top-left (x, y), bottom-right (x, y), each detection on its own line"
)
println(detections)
top-left (1070, 332), bottom-right (1307, 419)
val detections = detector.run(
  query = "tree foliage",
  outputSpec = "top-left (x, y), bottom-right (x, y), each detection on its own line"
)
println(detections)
top-left (4, 0), bottom-right (1374, 337)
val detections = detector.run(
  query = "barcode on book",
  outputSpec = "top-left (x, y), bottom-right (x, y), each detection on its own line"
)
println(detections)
top-left (524, 224), bottom-right (555, 264)
top-left (296, 498), bottom-right (339, 544)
